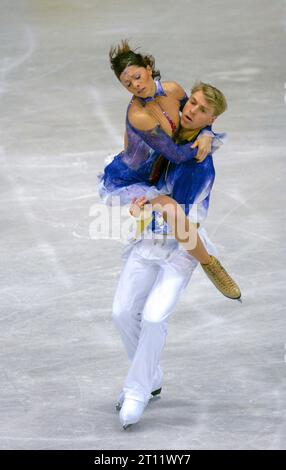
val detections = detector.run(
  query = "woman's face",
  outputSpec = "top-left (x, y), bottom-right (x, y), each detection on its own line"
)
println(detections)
top-left (119, 65), bottom-right (155, 98)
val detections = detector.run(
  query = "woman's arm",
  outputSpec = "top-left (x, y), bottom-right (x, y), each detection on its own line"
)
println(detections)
top-left (129, 110), bottom-right (199, 164)
top-left (192, 129), bottom-right (226, 162)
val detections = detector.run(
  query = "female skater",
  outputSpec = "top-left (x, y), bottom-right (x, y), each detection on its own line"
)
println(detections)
top-left (98, 40), bottom-right (240, 300)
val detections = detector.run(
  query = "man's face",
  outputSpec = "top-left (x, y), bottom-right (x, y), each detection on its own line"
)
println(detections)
top-left (181, 90), bottom-right (217, 130)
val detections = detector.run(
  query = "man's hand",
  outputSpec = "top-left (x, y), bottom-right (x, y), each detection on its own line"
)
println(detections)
top-left (129, 196), bottom-right (149, 217)
top-left (191, 134), bottom-right (212, 163)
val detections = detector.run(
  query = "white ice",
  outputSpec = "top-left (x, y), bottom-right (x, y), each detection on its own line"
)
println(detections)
top-left (0, 0), bottom-right (286, 450)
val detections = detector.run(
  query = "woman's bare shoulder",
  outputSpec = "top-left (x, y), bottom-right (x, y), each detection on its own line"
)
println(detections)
top-left (128, 99), bottom-right (159, 131)
top-left (163, 81), bottom-right (187, 100)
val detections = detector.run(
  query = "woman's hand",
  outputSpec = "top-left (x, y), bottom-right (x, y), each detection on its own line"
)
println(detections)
top-left (129, 196), bottom-right (149, 217)
top-left (191, 134), bottom-right (212, 163)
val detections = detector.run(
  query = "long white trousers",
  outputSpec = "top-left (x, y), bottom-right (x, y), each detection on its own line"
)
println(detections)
top-left (112, 228), bottom-right (217, 403)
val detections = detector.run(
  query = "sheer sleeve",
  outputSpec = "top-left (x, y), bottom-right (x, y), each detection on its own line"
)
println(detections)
top-left (131, 124), bottom-right (198, 164)
top-left (198, 126), bottom-right (227, 154)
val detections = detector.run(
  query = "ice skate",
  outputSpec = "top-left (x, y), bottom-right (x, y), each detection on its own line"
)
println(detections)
top-left (129, 202), bottom-right (153, 239)
top-left (119, 398), bottom-right (147, 429)
top-left (201, 255), bottom-right (241, 300)
top-left (115, 387), bottom-right (162, 411)
top-left (129, 198), bottom-right (152, 220)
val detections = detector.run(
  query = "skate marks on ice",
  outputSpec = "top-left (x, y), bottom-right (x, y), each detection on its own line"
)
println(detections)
top-left (89, 85), bottom-right (123, 147)
top-left (0, 23), bottom-right (72, 94)
top-left (209, 67), bottom-right (261, 83)
top-left (0, 25), bottom-right (35, 95)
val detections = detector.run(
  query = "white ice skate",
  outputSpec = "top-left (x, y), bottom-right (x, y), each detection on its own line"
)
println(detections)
top-left (119, 398), bottom-right (147, 430)
top-left (115, 386), bottom-right (162, 411)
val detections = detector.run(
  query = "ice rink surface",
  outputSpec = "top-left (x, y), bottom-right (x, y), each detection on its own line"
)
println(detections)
top-left (0, 0), bottom-right (286, 450)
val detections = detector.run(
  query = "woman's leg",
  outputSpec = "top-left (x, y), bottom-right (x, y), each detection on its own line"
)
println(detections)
top-left (130, 194), bottom-right (211, 264)
top-left (129, 196), bottom-right (241, 300)
top-left (150, 194), bottom-right (211, 264)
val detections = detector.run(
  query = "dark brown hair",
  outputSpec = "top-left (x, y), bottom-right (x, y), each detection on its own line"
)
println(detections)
top-left (109, 39), bottom-right (161, 80)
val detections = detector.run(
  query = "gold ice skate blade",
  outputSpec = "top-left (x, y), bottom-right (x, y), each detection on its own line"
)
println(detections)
top-left (201, 255), bottom-right (241, 300)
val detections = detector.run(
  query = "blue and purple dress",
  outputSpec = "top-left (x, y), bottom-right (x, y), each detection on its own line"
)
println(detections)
top-left (98, 79), bottom-right (225, 223)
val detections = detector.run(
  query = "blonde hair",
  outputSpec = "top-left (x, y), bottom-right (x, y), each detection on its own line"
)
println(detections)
top-left (191, 82), bottom-right (227, 116)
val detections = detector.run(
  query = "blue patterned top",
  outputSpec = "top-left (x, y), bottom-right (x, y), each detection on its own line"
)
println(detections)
top-left (98, 80), bottom-right (225, 231)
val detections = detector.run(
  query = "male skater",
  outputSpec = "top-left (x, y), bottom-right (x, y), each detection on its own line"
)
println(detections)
top-left (112, 83), bottom-right (236, 429)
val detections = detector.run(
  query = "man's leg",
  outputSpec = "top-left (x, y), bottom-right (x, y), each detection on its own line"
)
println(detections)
top-left (122, 247), bottom-right (198, 404)
top-left (112, 244), bottom-right (159, 361)
top-left (120, 229), bottom-right (217, 421)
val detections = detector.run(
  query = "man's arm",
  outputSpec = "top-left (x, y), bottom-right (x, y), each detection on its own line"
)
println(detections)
top-left (178, 126), bottom-right (226, 162)
top-left (195, 128), bottom-right (227, 160)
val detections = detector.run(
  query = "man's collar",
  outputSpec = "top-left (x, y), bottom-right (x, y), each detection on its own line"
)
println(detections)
top-left (137, 79), bottom-right (166, 104)
top-left (176, 126), bottom-right (201, 143)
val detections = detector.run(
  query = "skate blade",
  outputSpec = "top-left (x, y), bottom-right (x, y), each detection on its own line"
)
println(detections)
top-left (122, 423), bottom-right (133, 430)
top-left (224, 294), bottom-right (242, 302)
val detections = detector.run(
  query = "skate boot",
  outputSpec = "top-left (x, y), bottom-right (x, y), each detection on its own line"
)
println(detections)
top-left (201, 255), bottom-right (241, 300)
top-left (129, 199), bottom-right (153, 239)
top-left (119, 398), bottom-right (147, 430)
top-left (115, 387), bottom-right (162, 412)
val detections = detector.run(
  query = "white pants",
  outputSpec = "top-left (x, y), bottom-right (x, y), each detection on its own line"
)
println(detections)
top-left (112, 228), bottom-right (217, 403)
